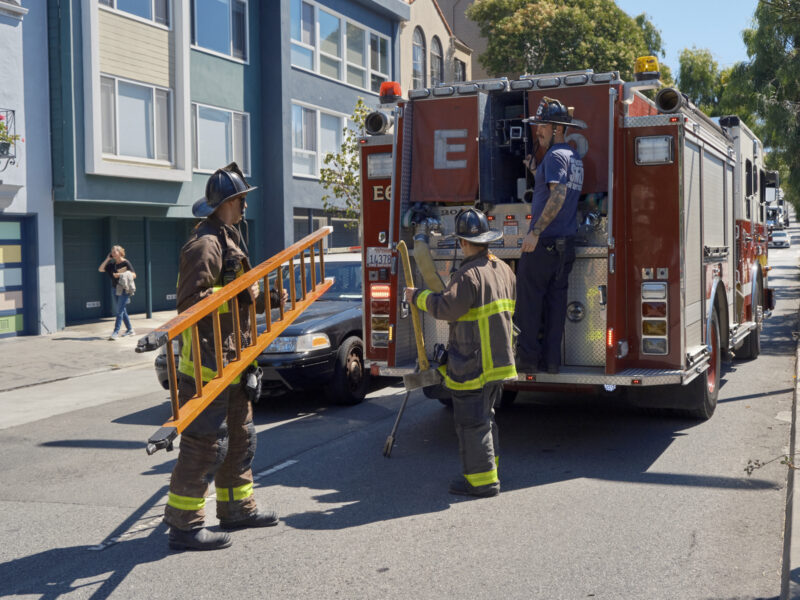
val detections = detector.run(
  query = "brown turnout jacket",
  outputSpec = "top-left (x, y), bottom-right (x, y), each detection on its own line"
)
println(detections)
top-left (177, 216), bottom-right (277, 382)
top-left (413, 250), bottom-right (516, 391)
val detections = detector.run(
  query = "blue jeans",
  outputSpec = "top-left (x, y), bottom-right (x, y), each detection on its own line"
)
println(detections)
top-left (113, 292), bottom-right (132, 334)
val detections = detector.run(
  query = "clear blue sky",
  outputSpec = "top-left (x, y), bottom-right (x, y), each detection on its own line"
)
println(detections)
top-left (615, 1), bottom-right (758, 74)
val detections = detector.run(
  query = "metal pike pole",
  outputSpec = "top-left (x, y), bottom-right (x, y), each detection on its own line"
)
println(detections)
top-left (383, 240), bottom-right (442, 458)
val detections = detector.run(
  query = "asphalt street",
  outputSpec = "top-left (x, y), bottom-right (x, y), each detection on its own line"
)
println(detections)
top-left (0, 226), bottom-right (798, 599)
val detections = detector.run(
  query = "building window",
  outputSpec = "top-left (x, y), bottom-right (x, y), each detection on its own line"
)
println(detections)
top-left (454, 58), bottom-right (466, 83)
top-left (100, 75), bottom-right (172, 162)
top-left (294, 208), bottom-right (358, 250)
top-left (290, 0), bottom-right (390, 94)
top-left (192, 103), bottom-right (250, 174)
top-left (370, 33), bottom-right (389, 92)
top-left (291, 103), bottom-right (343, 178)
top-left (412, 27), bottom-right (426, 89)
top-left (192, 0), bottom-right (248, 61)
top-left (99, 0), bottom-right (170, 27)
top-left (430, 36), bottom-right (443, 87)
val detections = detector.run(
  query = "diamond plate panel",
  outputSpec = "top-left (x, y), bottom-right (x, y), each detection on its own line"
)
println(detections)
top-left (624, 115), bottom-right (679, 128)
top-left (515, 366), bottom-right (685, 386)
top-left (564, 257), bottom-right (607, 366)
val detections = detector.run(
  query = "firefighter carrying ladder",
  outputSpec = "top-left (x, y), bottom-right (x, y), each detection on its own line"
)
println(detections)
top-left (135, 227), bottom-right (333, 454)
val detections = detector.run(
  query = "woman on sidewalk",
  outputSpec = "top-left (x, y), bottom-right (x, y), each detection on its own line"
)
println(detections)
top-left (98, 246), bottom-right (137, 340)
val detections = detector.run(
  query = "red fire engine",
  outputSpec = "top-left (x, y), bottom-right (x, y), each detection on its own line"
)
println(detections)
top-left (359, 60), bottom-right (774, 419)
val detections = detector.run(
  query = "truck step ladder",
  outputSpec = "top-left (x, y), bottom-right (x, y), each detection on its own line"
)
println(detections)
top-left (135, 227), bottom-right (333, 454)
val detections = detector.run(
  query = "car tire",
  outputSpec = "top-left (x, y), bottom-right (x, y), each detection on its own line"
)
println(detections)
top-left (327, 336), bottom-right (368, 405)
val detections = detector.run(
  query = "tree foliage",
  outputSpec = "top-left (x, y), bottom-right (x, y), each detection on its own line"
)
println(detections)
top-left (466, 0), bottom-right (669, 81)
top-left (319, 98), bottom-right (370, 226)
top-left (678, 47), bottom-right (722, 114)
top-left (742, 0), bottom-right (800, 209)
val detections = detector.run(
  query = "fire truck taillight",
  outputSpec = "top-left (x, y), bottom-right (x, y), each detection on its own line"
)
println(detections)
top-left (607, 328), bottom-right (615, 348)
top-left (641, 284), bottom-right (669, 355)
top-left (370, 284), bottom-right (391, 300)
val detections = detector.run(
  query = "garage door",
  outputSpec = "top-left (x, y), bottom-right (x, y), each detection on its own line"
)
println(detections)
top-left (0, 219), bottom-right (27, 337)
top-left (63, 218), bottom-right (106, 324)
top-left (150, 219), bottom-right (194, 311)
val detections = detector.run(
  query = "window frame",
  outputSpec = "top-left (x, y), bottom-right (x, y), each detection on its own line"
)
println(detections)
top-left (100, 73), bottom-right (174, 165)
top-left (290, 0), bottom-right (391, 95)
top-left (191, 0), bottom-right (250, 64)
top-left (291, 100), bottom-right (347, 180)
top-left (454, 58), bottom-right (466, 83)
top-left (430, 35), bottom-right (443, 87)
top-left (191, 101), bottom-right (251, 176)
top-left (99, 0), bottom-right (171, 30)
top-left (412, 27), bottom-right (426, 89)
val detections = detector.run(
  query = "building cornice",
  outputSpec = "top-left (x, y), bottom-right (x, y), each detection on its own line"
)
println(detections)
top-left (0, 1), bottom-right (27, 19)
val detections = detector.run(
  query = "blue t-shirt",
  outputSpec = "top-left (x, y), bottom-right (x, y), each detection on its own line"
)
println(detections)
top-left (530, 143), bottom-right (584, 237)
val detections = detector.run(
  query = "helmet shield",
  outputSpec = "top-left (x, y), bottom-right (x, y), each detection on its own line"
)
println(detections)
top-left (192, 162), bottom-right (258, 217)
top-left (453, 208), bottom-right (503, 244)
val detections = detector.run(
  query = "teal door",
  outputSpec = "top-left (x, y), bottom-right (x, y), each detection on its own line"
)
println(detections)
top-left (64, 218), bottom-right (106, 324)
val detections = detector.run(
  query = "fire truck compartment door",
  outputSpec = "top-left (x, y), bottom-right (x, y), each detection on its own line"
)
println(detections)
top-left (410, 96), bottom-right (479, 203)
top-left (563, 256), bottom-right (607, 367)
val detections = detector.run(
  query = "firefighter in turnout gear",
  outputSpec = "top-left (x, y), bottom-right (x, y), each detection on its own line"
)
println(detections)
top-left (404, 209), bottom-right (516, 498)
top-left (516, 97), bottom-right (585, 374)
top-left (164, 162), bottom-right (286, 551)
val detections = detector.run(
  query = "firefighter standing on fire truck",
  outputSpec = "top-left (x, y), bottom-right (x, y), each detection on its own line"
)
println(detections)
top-left (515, 98), bottom-right (585, 374)
top-left (404, 209), bottom-right (516, 498)
top-left (164, 162), bottom-right (286, 551)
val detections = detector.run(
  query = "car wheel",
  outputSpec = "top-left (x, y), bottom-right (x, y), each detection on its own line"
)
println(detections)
top-left (326, 336), bottom-right (368, 405)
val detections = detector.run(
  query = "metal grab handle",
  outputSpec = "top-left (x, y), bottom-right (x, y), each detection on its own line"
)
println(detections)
top-left (598, 285), bottom-right (607, 306)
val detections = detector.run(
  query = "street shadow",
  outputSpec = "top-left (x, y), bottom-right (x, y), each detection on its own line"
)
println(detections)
top-left (39, 439), bottom-right (143, 450)
top-left (275, 391), bottom-right (777, 532)
top-left (50, 336), bottom-right (109, 342)
top-left (0, 487), bottom-right (172, 599)
top-left (719, 387), bottom-right (795, 404)
top-left (112, 399), bottom-right (172, 426)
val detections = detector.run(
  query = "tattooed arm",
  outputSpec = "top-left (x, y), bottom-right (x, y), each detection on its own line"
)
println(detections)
top-left (521, 183), bottom-right (567, 253)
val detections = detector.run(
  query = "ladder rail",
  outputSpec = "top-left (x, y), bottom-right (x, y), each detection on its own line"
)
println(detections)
top-left (138, 226), bottom-right (333, 454)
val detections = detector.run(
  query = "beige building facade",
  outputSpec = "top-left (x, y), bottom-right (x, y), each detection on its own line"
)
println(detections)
top-left (399, 0), bottom-right (472, 92)
top-left (434, 0), bottom-right (487, 80)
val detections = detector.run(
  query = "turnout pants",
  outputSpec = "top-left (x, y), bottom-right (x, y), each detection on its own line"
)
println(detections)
top-left (515, 237), bottom-right (576, 368)
top-left (164, 375), bottom-right (258, 531)
top-left (452, 382), bottom-right (502, 489)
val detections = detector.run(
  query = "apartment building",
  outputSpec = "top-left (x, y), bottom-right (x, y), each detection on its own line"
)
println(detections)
top-left (47, 0), bottom-right (407, 327)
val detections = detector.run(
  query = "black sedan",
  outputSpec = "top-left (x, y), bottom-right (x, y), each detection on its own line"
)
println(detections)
top-left (154, 253), bottom-right (368, 405)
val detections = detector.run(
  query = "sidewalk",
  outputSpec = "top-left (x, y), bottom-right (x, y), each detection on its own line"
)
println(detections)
top-left (0, 310), bottom-right (177, 393)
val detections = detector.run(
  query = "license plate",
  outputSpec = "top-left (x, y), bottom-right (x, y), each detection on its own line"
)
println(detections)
top-left (366, 247), bottom-right (392, 268)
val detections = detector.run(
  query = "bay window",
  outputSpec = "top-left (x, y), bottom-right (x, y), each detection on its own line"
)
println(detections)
top-left (192, 0), bottom-right (248, 61)
top-left (292, 103), bottom-right (344, 178)
top-left (100, 0), bottom-right (170, 27)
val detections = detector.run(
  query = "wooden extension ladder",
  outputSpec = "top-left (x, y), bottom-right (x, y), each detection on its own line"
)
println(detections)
top-left (136, 227), bottom-right (333, 454)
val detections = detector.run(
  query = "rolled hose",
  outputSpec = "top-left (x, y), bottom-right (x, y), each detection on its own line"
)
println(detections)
top-left (413, 234), bottom-right (445, 293)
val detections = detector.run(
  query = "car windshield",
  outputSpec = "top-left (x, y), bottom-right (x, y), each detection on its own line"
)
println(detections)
top-left (774, 232), bottom-right (788, 238)
top-left (281, 259), bottom-right (362, 301)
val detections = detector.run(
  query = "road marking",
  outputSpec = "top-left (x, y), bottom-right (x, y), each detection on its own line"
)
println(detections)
top-left (88, 459), bottom-right (299, 551)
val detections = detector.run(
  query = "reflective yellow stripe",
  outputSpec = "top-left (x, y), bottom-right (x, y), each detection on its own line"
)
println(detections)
top-left (457, 298), bottom-right (515, 321)
top-left (495, 456), bottom-right (499, 467)
top-left (437, 364), bottom-right (517, 391)
top-left (479, 317), bottom-right (492, 373)
top-left (178, 328), bottom-right (242, 384)
top-left (216, 482), bottom-right (254, 502)
top-left (464, 468), bottom-right (499, 487)
top-left (416, 289), bottom-right (432, 312)
top-left (212, 286), bottom-right (230, 314)
top-left (167, 492), bottom-right (206, 511)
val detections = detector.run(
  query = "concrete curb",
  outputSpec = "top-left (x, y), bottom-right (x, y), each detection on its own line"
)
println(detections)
top-left (781, 339), bottom-right (799, 599)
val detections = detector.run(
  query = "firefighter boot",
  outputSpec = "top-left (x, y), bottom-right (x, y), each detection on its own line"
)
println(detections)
top-left (219, 509), bottom-right (279, 530)
top-left (168, 527), bottom-right (232, 551)
top-left (449, 478), bottom-right (500, 498)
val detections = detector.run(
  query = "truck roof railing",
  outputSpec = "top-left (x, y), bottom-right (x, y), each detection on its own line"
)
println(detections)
top-left (520, 68), bottom-right (594, 80)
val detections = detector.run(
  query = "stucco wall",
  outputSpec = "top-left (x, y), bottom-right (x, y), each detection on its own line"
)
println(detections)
top-left (399, 0), bottom-right (472, 92)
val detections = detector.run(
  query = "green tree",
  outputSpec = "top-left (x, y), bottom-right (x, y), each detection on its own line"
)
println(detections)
top-left (466, 0), bottom-right (665, 81)
top-left (319, 98), bottom-right (370, 226)
top-left (678, 47), bottom-right (722, 114)
top-left (743, 0), bottom-right (800, 210)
